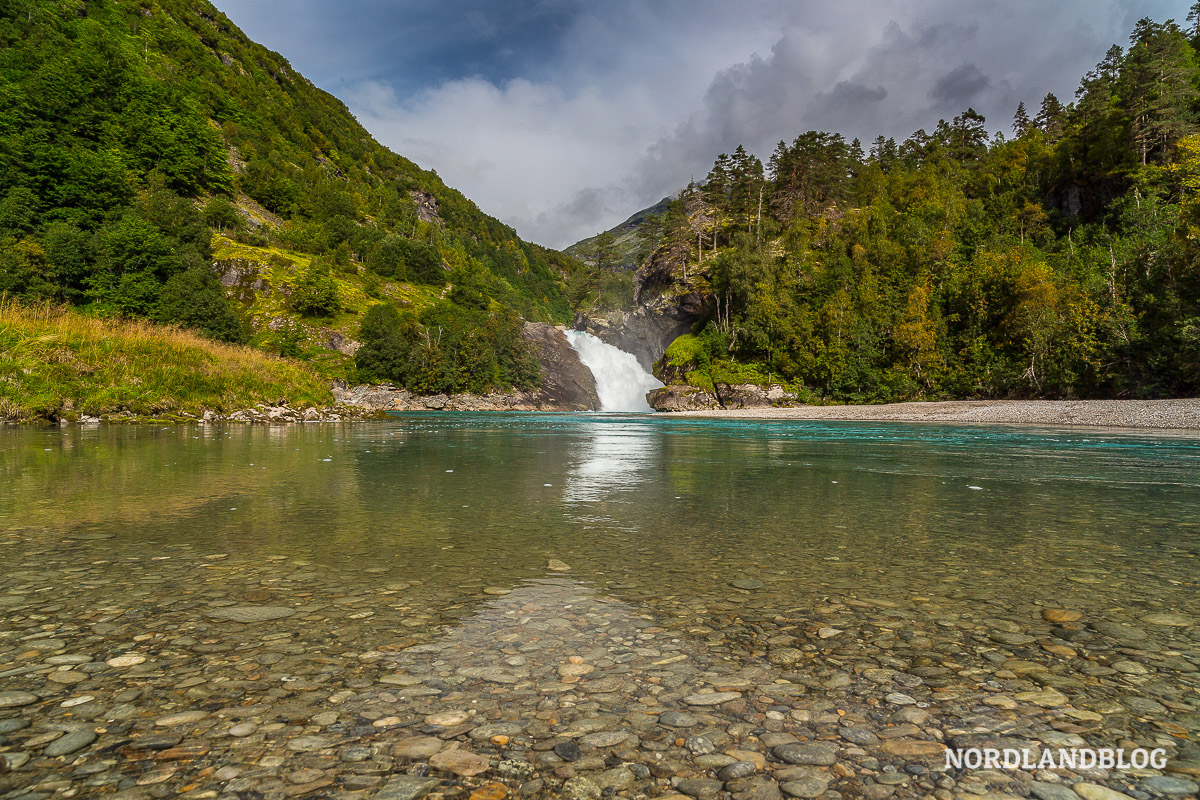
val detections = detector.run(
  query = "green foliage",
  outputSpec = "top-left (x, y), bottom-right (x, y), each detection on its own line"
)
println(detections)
top-left (354, 300), bottom-right (539, 394)
top-left (0, 296), bottom-right (330, 421)
top-left (287, 260), bottom-right (340, 317)
top-left (635, 18), bottom-right (1200, 401)
top-left (0, 0), bottom-right (578, 394)
top-left (202, 197), bottom-right (242, 232)
top-left (367, 234), bottom-right (444, 283)
top-left (354, 303), bottom-right (419, 385)
top-left (155, 268), bottom-right (247, 344)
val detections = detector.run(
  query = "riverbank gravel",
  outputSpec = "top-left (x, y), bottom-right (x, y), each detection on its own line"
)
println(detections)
top-left (671, 398), bottom-right (1200, 430)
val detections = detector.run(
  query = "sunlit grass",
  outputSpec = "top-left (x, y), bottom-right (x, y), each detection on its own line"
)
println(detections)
top-left (0, 296), bottom-right (332, 421)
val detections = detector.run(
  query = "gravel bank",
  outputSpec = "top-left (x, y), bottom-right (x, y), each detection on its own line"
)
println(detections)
top-left (670, 398), bottom-right (1200, 430)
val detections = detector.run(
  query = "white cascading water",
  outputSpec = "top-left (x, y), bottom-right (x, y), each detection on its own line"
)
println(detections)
top-left (565, 331), bottom-right (663, 412)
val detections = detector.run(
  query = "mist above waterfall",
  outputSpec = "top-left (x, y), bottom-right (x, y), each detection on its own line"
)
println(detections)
top-left (565, 331), bottom-right (663, 412)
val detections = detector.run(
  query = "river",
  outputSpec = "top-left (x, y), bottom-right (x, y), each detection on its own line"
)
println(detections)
top-left (0, 416), bottom-right (1198, 798)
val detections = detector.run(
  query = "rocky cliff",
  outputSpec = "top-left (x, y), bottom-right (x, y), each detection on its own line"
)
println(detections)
top-left (519, 323), bottom-right (601, 410)
top-left (575, 238), bottom-right (712, 371)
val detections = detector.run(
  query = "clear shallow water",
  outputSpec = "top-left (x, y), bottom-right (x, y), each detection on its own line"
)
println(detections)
top-left (4, 415), bottom-right (1198, 605)
top-left (2, 416), bottom-right (1199, 797)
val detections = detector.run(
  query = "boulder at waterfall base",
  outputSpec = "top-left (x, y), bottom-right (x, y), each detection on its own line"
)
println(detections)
top-left (646, 386), bottom-right (722, 412)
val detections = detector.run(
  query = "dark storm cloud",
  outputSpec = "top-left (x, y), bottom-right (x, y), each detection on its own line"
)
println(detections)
top-left (217, 0), bottom-right (1193, 248)
top-left (217, 0), bottom-right (589, 92)
top-left (930, 64), bottom-right (991, 107)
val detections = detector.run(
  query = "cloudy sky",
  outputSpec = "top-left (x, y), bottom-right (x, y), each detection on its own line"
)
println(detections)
top-left (218, 0), bottom-right (1191, 249)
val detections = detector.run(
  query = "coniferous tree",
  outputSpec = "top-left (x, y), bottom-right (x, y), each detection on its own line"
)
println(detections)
top-left (1120, 19), bottom-right (1198, 164)
top-left (1036, 93), bottom-right (1068, 140)
top-left (1012, 102), bottom-right (1032, 137)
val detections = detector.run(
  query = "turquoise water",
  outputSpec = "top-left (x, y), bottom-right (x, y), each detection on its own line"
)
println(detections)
top-left (3, 415), bottom-right (1198, 612)
top-left (2, 415), bottom-right (1199, 796)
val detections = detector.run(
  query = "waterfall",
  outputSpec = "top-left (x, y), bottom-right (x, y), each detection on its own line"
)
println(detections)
top-left (565, 331), bottom-right (663, 412)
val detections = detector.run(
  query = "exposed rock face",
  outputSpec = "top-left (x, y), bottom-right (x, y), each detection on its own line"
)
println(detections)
top-left (335, 324), bottom-right (600, 412)
top-left (592, 300), bottom-right (705, 373)
top-left (409, 190), bottom-right (441, 225)
top-left (647, 383), bottom-right (797, 412)
top-left (715, 383), bottom-right (796, 409)
top-left (321, 328), bottom-right (360, 356)
top-left (584, 241), bottom-right (711, 370)
top-left (213, 259), bottom-right (267, 304)
top-left (334, 386), bottom-right (588, 412)
top-left (646, 385), bottom-right (721, 412)
top-left (520, 323), bottom-right (600, 411)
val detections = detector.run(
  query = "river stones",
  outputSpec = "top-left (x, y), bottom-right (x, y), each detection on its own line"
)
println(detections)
top-left (880, 739), bottom-right (946, 758)
top-left (781, 776), bottom-right (831, 798)
top-left (469, 722), bottom-right (524, 741)
top-left (1029, 782), bottom-right (1079, 800)
top-left (0, 691), bottom-right (39, 708)
top-left (658, 711), bottom-right (699, 728)
top-left (377, 774), bottom-right (441, 800)
top-left (718, 761), bottom-right (758, 780)
top-left (429, 748), bottom-right (490, 776)
top-left (206, 605), bottom-right (296, 622)
top-left (105, 654), bottom-right (146, 667)
top-left (562, 777), bottom-right (601, 800)
top-left (1073, 784), bottom-right (1137, 800)
top-left (683, 691), bottom-right (741, 706)
top-left (287, 735), bottom-right (332, 752)
top-left (3, 424), bottom-right (1198, 800)
top-left (731, 578), bottom-right (764, 590)
top-left (46, 670), bottom-right (87, 684)
top-left (1014, 689), bottom-right (1069, 707)
top-left (425, 710), bottom-right (470, 726)
top-left (579, 730), bottom-right (635, 748)
top-left (154, 711), bottom-right (209, 727)
top-left (558, 661), bottom-right (593, 677)
top-left (458, 666), bottom-right (520, 683)
top-left (393, 736), bottom-right (444, 759)
top-left (1140, 612), bottom-right (1192, 626)
top-left (596, 766), bottom-right (635, 791)
top-left (676, 777), bottom-right (725, 798)
top-left (43, 729), bottom-right (96, 757)
top-left (839, 726), bottom-right (880, 746)
top-left (553, 740), bottom-right (583, 762)
top-left (1090, 621), bottom-right (1147, 640)
top-left (1140, 776), bottom-right (1200, 796)
top-left (228, 722), bottom-right (257, 738)
top-left (774, 742), bottom-right (840, 765)
top-left (1, 752), bottom-right (31, 770)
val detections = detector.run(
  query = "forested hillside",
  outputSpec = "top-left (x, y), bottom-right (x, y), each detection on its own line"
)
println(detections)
top-left (613, 16), bottom-right (1200, 401)
top-left (0, 0), bottom-right (580, 395)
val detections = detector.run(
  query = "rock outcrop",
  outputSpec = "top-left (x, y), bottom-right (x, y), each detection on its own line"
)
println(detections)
top-left (647, 383), bottom-right (797, 412)
top-left (569, 232), bottom-right (712, 370)
top-left (519, 322), bottom-right (600, 411)
top-left (715, 383), bottom-right (797, 409)
top-left (646, 385), bottom-right (721, 412)
top-left (334, 385), bottom-right (585, 412)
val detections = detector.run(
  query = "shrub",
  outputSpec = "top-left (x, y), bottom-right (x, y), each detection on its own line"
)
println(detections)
top-left (155, 268), bottom-right (246, 344)
top-left (288, 260), bottom-right (340, 316)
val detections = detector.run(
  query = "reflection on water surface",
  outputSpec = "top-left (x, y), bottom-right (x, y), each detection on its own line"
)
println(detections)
top-left (0, 416), bottom-right (1198, 798)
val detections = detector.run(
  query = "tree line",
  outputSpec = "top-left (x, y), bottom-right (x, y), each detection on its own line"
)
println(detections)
top-left (642, 15), bottom-right (1200, 401)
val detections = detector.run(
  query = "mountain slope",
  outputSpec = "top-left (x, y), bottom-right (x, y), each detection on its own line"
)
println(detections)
top-left (0, 0), bottom-right (584, 390)
top-left (564, 197), bottom-right (672, 270)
